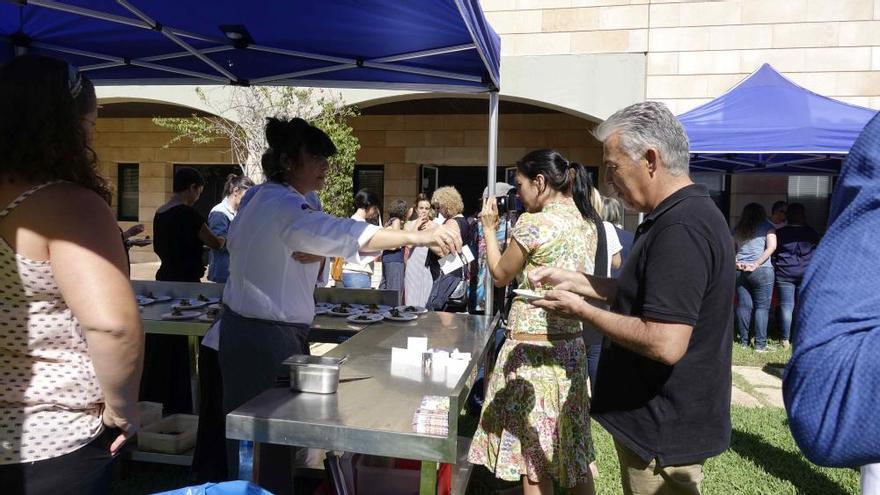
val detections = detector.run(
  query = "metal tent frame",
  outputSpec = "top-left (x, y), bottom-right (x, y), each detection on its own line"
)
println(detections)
top-left (4, 0), bottom-right (503, 310)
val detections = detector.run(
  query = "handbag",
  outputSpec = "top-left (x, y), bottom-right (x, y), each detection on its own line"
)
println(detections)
top-left (330, 257), bottom-right (345, 281)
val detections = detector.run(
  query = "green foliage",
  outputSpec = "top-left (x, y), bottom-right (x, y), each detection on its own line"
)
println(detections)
top-left (152, 86), bottom-right (359, 217)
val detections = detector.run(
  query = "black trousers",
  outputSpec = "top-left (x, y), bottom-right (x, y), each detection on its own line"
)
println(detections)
top-left (218, 307), bottom-right (310, 495)
top-left (191, 345), bottom-right (227, 482)
top-left (0, 427), bottom-right (119, 495)
top-left (139, 333), bottom-right (193, 415)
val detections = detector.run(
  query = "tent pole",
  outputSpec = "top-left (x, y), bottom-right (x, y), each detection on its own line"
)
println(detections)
top-left (485, 91), bottom-right (499, 316)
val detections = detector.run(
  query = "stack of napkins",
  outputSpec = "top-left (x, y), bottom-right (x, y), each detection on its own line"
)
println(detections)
top-left (412, 395), bottom-right (450, 437)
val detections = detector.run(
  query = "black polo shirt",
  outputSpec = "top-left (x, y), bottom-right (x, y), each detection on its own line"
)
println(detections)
top-left (591, 183), bottom-right (734, 466)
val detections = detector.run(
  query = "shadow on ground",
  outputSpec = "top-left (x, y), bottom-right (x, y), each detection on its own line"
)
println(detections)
top-left (730, 429), bottom-right (853, 495)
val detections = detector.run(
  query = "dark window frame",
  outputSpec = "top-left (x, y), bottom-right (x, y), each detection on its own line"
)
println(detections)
top-left (116, 163), bottom-right (139, 221)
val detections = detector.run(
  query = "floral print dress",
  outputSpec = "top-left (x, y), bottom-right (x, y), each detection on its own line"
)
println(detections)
top-left (468, 197), bottom-right (598, 487)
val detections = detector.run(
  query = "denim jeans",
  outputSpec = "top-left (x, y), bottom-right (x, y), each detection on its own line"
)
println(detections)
top-left (736, 266), bottom-right (775, 349)
top-left (776, 280), bottom-right (800, 342)
top-left (341, 272), bottom-right (371, 288)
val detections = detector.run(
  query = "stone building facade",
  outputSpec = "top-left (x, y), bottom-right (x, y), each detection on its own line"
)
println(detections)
top-left (96, 0), bottom-right (880, 261)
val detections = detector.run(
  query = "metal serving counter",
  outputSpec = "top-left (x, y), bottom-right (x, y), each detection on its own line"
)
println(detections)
top-left (226, 311), bottom-right (498, 495)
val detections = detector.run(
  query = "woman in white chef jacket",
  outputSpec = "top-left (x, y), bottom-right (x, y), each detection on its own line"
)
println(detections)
top-left (214, 117), bottom-right (460, 481)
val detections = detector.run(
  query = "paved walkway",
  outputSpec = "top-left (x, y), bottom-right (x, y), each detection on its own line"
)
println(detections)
top-left (731, 365), bottom-right (785, 408)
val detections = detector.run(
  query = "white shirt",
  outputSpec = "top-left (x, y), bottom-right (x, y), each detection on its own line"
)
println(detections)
top-left (222, 183), bottom-right (379, 324)
top-left (603, 221), bottom-right (623, 277)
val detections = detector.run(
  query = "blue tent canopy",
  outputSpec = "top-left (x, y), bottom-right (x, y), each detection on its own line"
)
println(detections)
top-left (679, 64), bottom-right (877, 174)
top-left (0, 0), bottom-right (500, 92)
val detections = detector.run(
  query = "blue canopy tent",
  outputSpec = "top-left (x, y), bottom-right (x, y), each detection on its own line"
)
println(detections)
top-left (679, 64), bottom-right (877, 174)
top-left (1, 0), bottom-right (502, 309)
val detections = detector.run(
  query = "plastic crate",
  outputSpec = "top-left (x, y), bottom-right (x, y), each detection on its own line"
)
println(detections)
top-left (138, 413), bottom-right (198, 454)
top-left (355, 455), bottom-right (420, 495)
top-left (138, 401), bottom-right (163, 427)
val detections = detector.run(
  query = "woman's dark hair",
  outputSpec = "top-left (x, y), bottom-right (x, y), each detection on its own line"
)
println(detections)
top-left (223, 173), bottom-right (255, 197)
top-left (786, 202), bottom-right (807, 225)
top-left (387, 199), bottom-right (408, 222)
top-left (0, 55), bottom-right (109, 200)
top-left (354, 189), bottom-right (380, 210)
top-left (173, 167), bottom-right (205, 193)
top-left (734, 203), bottom-right (769, 241)
top-left (515, 149), bottom-right (602, 226)
top-left (261, 117), bottom-right (336, 183)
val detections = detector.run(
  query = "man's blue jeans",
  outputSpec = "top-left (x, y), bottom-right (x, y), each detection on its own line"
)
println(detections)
top-left (776, 280), bottom-right (800, 342)
top-left (736, 266), bottom-right (775, 349)
top-left (341, 272), bottom-right (371, 288)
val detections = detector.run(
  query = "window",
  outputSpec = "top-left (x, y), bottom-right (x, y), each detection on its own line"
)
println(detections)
top-left (117, 164), bottom-right (139, 221)
top-left (354, 165), bottom-right (385, 202)
top-left (692, 172), bottom-right (730, 219)
top-left (788, 176), bottom-right (833, 232)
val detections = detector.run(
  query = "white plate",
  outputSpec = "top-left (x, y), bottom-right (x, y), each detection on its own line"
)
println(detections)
top-left (193, 296), bottom-right (221, 305)
top-left (513, 289), bottom-right (545, 301)
top-left (143, 294), bottom-right (172, 303)
top-left (136, 296), bottom-right (155, 305)
top-left (361, 304), bottom-right (391, 311)
top-left (314, 306), bottom-right (330, 315)
top-left (161, 311), bottom-right (201, 321)
top-left (347, 313), bottom-right (384, 324)
top-left (328, 306), bottom-right (363, 317)
top-left (316, 302), bottom-right (334, 309)
top-left (394, 305), bottom-right (428, 315)
top-left (382, 311), bottom-right (418, 321)
top-left (172, 299), bottom-right (210, 310)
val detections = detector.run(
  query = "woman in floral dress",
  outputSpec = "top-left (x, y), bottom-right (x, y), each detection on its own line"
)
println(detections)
top-left (469, 149), bottom-right (602, 495)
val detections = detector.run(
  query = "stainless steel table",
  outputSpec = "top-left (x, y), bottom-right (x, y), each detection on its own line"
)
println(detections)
top-left (226, 311), bottom-right (498, 495)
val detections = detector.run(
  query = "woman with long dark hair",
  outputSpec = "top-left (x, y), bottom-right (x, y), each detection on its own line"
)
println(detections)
top-left (469, 149), bottom-right (599, 495)
top-left (0, 55), bottom-right (143, 494)
top-left (733, 202), bottom-right (777, 351)
top-left (340, 189), bottom-right (381, 288)
top-left (211, 117), bottom-right (460, 486)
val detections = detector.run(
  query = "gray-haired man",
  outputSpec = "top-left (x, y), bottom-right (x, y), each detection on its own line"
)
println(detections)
top-left (530, 101), bottom-right (734, 494)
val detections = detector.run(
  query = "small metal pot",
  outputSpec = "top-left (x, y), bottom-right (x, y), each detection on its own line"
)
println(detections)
top-left (283, 354), bottom-right (348, 394)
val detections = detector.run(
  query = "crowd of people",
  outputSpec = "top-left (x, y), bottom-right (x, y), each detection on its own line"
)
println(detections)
top-left (0, 54), bottom-right (876, 495)
top-left (733, 200), bottom-right (820, 351)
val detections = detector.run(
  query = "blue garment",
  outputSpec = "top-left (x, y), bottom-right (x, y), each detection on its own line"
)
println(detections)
top-left (734, 220), bottom-right (774, 267)
top-left (735, 266), bottom-right (775, 349)
top-left (776, 280), bottom-right (798, 342)
top-left (611, 226), bottom-right (634, 278)
top-left (341, 272), bottom-right (371, 288)
top-left (783, 111), bottom-right (880, 468)
top-left (772, 225), bottom-right (820, 283)
top-left (207, 199), bottom-right (234, 283)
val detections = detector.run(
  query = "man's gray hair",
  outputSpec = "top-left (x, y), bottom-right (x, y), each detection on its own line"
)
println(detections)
top-left (593, 101), bottom-right (691, 176)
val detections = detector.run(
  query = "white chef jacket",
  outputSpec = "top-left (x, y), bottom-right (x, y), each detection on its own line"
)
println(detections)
top-left (221, 182), bottom-right (380, 324)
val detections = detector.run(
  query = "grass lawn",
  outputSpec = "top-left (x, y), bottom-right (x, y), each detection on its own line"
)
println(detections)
top-left (466, 406), bottom-right (859, 495)
top-left (731, 339), bottom-right (792, 368)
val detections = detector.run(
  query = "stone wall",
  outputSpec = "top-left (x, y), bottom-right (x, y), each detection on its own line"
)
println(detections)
top-left (93, 117), bottom-right (232, 263)
top-left (351, 112), bottom-right (603, 209)
top-left (484, 0), bottom-right (880, 114)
